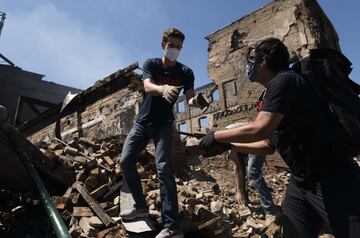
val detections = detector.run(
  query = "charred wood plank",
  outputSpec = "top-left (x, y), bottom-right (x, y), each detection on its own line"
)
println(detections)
top-left (73, 182), bottom-right (114, 226)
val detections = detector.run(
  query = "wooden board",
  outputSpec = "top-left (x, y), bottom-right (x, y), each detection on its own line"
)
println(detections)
top-left (73, 182), bottom-right (114, 226)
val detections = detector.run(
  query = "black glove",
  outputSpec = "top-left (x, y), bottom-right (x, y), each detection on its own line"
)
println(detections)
top-left (194, 93), bottom-right (210, 109)
top-left (199, 132), bottom-right (231, 157)
top-left (199, 131), bottom-right (216, 149)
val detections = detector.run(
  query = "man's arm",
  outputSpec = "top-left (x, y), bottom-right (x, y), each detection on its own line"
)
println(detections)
top-left (143, 78), bottom-right (163, 96)
top-left (214, 111), bottom-right (284, 144)
top-left (184, 88), bottom-right (195, 103)
top-left (231, 139), bottom-right (275, 155)
top-left (185, 88), bottom-right (202, 107)
top-left (186, 89), bottom-right (210, 109)
top-left (144, 78), bottom-right (181, 104)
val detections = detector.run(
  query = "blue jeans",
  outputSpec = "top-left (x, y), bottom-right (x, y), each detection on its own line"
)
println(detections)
top-left (120, 122), bottom-right (179, 229)
top-left (247, 154), bottom-right (277, 214)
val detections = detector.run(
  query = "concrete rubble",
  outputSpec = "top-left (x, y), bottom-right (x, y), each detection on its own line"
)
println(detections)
top-left (0, 134), bottom-right (292, 237)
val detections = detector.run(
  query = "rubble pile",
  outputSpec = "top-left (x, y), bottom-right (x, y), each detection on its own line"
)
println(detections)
top-left (0, 135), bottom-right (291, 237)
top-left (177, 155), bottom-right (290, 237)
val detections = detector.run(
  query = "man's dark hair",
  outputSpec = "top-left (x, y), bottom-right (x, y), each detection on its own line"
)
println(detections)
top-left (255, 38), bottom-right (289, 73)
top-left (162, 28), bottom-right (185, 43)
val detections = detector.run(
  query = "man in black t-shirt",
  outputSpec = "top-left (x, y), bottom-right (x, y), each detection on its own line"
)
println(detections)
top-left (120, 28), bottom-right (205, 238)
top-left (199, 38), bottom-right (360, 237)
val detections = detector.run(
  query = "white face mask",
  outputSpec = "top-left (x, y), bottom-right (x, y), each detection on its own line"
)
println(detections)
top-left (164, 47), bottom-right (179, 62)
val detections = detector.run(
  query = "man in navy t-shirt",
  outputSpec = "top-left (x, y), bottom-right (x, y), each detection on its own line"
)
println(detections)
top-left (120, 28), bottom-right (204, 238)
top-left (136, 57), bottom-right (195, 126)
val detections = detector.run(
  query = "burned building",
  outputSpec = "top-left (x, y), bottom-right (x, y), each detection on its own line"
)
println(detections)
top-left (0, 54), bottom-right (82, 126)
top-left (175, 0), bottom-right (340, 133)
top-left (1, 0), bottom-right (350, 237)
top-left (17, 0), bottom-right (343, 188)
top-left (19, 0), bottom-right (341, 153)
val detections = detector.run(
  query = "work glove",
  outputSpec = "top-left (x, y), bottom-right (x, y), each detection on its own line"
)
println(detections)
top-left (160, 84), bottom-right (181, 104)
top-left (189, 93), bottom-right (210, 109)
top-left (199, 131), bottom-right (231, 157)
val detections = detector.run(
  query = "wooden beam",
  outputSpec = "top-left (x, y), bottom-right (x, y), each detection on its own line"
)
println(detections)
top-left (197, 216), bottom-right (220, 230)
top-left (73, 182), bottom-right (114, 226)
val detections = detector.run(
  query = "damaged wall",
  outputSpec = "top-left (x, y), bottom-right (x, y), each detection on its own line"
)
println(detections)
top-left (175, 83), bottom-right (258, 135)
top-left (203, 0), bottom-right (340, 128)
top-left (30, 88), bottom-right (141, 143)
top-left (176, 83), bottom-right (220, 134)
top-left (172, 0), bottom-right (340, 171)
top-left (174, 0), bottom-right (340, 133)
top-left (22, 64), bottom-right (143, 144)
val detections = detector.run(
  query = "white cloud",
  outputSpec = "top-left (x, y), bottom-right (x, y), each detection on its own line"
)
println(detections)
top-left (0, 3), bottom-right (126, 89)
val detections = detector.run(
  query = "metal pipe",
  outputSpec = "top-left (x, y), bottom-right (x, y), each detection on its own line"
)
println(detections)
top-left (176, 130), bottom-right (205, 139)
top-left (0, 11), bottom-right (5, 38)
top-left (6, 129), bottom-right (71, 238)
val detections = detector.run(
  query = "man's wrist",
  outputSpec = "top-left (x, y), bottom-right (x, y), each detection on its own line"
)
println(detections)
top-left (213, 131), bottom-right (218, 142)
top-left (188, 97), bottom-right (196, 106)
top-left (159, 85), bottom-right (166, 95)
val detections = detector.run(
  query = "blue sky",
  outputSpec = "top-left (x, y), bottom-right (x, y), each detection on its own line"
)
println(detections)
top-left (1, 1), bottom-right (359, 89)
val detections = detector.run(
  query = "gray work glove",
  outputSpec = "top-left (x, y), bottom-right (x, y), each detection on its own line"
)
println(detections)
top-left (160, 84), bottom-right (181, 104)
top-left (189, 92), bottom-right (210, 109)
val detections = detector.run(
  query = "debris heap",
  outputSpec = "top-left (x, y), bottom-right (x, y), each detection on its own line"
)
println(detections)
top-left (0, 135), bottom-right (292, 237)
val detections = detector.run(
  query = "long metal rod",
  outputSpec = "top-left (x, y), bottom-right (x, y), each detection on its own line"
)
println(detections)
top-left (0, 52), bottom-right (15, 66)
top-left (6, 129), bottom-right (71, 238)
top-left (176, 130), bottom-right (205, 139)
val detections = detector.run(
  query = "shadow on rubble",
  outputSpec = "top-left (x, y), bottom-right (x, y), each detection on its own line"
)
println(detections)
top-left (127, 229), bottom-right (228, 238)
top-left (127, 231), bottom-right (156, 238)
top-left (0, 205), bottom-right (55, 238)
top-left (179, 167), bottom-right (216, 183)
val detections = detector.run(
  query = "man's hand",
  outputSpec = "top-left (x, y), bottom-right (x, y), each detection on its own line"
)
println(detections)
top-left (160, 85), bottom-right (181, 104)
top-left (199, 131), bottom-right (231, 157)
top-left (189, 93), bottom-right (209, 109)
top-left (199, 131), bottom-right (216, 150)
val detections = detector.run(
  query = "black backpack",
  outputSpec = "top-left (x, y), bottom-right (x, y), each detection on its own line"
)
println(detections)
top-left (292, 48), bottom-right (360, 157)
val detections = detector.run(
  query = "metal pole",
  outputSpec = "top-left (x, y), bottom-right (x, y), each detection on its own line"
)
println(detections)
top-left (6, 129), bottom-right (71, 238)
top-left (0, 12), bottom-right (6, 38)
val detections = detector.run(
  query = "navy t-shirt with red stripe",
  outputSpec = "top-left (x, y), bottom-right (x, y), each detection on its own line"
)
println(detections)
top-left (136, 58), bottom-right (194, 126)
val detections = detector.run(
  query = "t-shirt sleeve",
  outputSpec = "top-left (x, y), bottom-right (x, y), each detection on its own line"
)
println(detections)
top-left (261, 74), bottom-right (298, 114)
top-left (183, 68), bottom-right (195, 94)
top-left (142, 59), bottom-right (155, 80)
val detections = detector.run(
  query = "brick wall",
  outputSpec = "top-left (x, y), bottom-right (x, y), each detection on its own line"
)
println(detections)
top-left (173, 0), bottom-right (341, 169)
top-left (204, 0), bottom-right (340, 128)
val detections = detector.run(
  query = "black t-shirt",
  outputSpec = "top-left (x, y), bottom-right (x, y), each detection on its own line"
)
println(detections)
top-left (261, 70), bottom-right (337, 187)
top-left (136, 58), bottom-right (194, 126)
